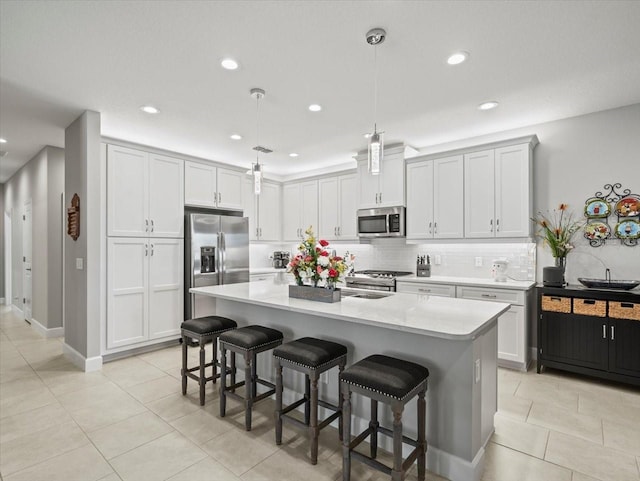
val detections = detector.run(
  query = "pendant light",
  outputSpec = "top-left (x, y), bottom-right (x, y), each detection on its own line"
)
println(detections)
top-left (250, 87), bottom-right (265, 195)
top-left (366, 27), bottom-right (386, 175)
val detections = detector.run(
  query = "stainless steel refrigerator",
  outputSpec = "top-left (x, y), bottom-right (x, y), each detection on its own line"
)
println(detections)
top-left (185, 210), bottom-right (249, 319)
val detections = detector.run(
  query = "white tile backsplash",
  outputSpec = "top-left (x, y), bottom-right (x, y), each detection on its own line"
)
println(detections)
top-left (256, 238), bottom-right (536, 281)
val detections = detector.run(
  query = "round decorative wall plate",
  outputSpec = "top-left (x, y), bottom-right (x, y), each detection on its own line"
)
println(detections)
top-left (584, 222), bottom-right (611, 240)
top-left (615, 219), bottom-right (640, 239)
top-left (615, 196), bottom-right (640, 217)
top-left (584, 199), bottom-right (610, 218)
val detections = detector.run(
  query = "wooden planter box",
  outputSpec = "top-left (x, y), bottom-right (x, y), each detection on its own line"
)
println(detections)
top-left (289, 284), bottom-right (341, 303)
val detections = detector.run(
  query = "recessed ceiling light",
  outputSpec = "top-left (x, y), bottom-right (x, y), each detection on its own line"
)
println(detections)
top-left (308, 104), bottom-right (322, 112)
top-left (447, 51), bottom-right (469, 65)
top-left (230, 134), bottom-right (242, 140)
top-left (0, 138), bottom-right (6, 143)
top-left (221, 58), bottom-right (239, 70)
top-left (478, 101), bottom-right (499, 111)
top-left (289, 153), bottom-right (299, 157)
top-left (140, 105), bottom-right (159, 114)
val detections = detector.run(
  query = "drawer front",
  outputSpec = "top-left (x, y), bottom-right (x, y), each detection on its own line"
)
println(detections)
top-left (250, 274), bottom-right (276, 282)
top-left (541, 295), bottom-right (572, 313)
top-left (457, 286), bottom-right (525, 305)
top-left (573, 298), bottom-right (607, 317)
top-left (396, 282), bottom-right (456, 297)
top-left (609, 301), bottom-right (640, 321)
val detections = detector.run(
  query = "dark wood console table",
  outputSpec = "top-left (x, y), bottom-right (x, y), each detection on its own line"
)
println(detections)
top-left (537, 285), bottom-right (640, 386)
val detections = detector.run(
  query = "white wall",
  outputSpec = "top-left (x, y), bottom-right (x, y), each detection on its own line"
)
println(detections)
top-left (2, 146), bottom-right (65, 326)
top-left (0, 183), bottom-right (4, 301)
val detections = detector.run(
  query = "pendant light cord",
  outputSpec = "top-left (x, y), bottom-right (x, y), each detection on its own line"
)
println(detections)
top-left (373, 44), bottom-right (378, 134)
top-left (255, 94), bottom-right (260, 165)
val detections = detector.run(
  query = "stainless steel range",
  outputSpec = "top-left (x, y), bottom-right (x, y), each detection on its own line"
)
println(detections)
top-left (345, 270), bottom-right (413, 292)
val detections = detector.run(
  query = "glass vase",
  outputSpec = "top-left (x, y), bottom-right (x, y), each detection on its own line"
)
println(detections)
top-left (554, 257), bottom-right (566, 269)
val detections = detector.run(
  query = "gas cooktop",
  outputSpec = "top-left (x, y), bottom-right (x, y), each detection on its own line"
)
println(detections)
top-left (352, 270), bottom-right (413, 279)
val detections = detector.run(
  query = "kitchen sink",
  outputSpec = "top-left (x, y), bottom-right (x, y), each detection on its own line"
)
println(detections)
top-left (577, 278), bottom-right (640, 290)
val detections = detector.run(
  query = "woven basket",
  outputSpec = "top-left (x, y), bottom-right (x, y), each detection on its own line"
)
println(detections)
top-left (573, 299), bottom-right (607, 317)
top-left (541, 295), bottom-right (571, 313)
top-left (608, 301), bottom-right (640, 321)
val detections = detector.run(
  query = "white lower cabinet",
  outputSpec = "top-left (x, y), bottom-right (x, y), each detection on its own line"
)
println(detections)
top-left (397, 281), bottom-right (531, 370)
top-left (107, 237), bottom-right (183, 349)
top-left (456, 286), bottom-right (529, 370)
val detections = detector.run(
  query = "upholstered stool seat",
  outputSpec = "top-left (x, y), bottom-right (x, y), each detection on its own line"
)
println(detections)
top-left (340, 354), bottom-right (429, 481)
top-left (180, 316), bottom-right (237, 406)
top-left (273, 337), bottom-right (348, 464)
top-left (219, 325), bottom-right (284, 431)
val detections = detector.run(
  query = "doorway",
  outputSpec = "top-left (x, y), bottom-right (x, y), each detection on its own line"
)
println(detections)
top-left (23, 200), bottom-right (32, 323)
top-left (4, 211), bottom-right (10, 306)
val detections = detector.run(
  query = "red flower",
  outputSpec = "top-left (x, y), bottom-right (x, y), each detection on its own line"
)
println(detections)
top-left (304, 255), bottom-right (313, 262)
top-left (333, 256), bottom-right (342, 261)
top-left (316, 266), bottom-right (323, 273)
top-left (320, 250), bottom-right (329, 256)
top-left (559, 203), bottom-right (568, 211)
top-left (328, 268), bottom-right (338, 278)
top-left (315, 247), bottom-right (321, 253)
top-left (319, 239), bottom-right (329, 247)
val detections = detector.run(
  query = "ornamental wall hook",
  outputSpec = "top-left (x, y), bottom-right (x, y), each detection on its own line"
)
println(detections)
top-left (584, 182), bottom-right (639, 247)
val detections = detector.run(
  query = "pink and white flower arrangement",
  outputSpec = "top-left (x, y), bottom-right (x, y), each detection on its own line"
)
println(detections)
top-left (287, 227), bottom-right (353, 289)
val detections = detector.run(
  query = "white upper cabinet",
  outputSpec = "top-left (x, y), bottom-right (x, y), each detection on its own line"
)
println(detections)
top-left (406, 155), bottom-right (463, 239)
top-left (464, 143), bottom-right (532, 238)
top-left (243, 178), bottom-right (281, 241)
top-left (283, 180), bottom-right (318, 241)
top-left (318, 173), bottom-right (358, 241)
top-left (107, 145), bottom-right (183, 238)
top-left (357, 146), bottom-right (406, 209)
top-left (184, 161), bottom-right (243, 210)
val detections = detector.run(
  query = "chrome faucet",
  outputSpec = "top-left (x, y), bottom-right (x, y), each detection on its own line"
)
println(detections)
top-left (605, 268), bottom-right (611, 283)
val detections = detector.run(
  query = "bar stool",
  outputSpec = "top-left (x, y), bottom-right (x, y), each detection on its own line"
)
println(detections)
top-left (219, 325), bottom-right (284, 431)
top-left (340, 354), bottom-right (429, 481)
top-left (273, 337), bottom-right (347, 464)
top-left (180, 316), bottom-right (237, 406)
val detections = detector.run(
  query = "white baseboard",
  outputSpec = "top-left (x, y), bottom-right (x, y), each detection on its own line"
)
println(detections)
top-left (63, 343), bottom-right (103, 372)
top-left (0, 297), bottom-right (5, 304)
top-left (11, 304), bottom-right (23, 317)
top-left (30, 318), bottom-right (65, 338)
top-left (427, 444), bottom-right (484, 481)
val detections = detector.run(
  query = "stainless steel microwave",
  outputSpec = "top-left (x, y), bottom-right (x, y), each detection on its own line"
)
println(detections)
top-left (357, 206), bottom-right (406, 238)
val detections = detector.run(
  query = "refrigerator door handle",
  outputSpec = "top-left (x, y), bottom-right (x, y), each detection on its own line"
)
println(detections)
top-left (219, 231), bottom-right (225, 285)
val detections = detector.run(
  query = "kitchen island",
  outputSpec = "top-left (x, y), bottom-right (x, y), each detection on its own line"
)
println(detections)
top-left (191, 281), bottom-right (509, 481)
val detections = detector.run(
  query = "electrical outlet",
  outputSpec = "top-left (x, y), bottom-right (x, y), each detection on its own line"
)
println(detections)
top-left (434, 255), bottom-right (442, 265)
top-left (75, 258), bottom-right (84, 270)
top-left (475, 359), bottom-right (481, 383)
top-left (475, 257), bottom-right (483, 267)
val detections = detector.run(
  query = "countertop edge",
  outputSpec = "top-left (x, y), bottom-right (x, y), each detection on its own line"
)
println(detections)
top-left (397, 276), bottom-right (535, 290)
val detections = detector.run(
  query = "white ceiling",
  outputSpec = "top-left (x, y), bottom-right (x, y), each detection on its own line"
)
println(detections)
top-left (1, 0), bottom-right (640, 183)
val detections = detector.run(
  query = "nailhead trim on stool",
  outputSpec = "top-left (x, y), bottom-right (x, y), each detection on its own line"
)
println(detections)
top-left (273, 337), bottom-right (348, 465)
top-left (180, 316), bottom-right (237, 406)
top-left (340, 354), bottom-right (429, 481)
top-left (219, 325), bottom-right (284, 431)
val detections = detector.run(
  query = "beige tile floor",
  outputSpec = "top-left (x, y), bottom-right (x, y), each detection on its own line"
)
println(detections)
top-left (1, 305), bottom-right (639, 481)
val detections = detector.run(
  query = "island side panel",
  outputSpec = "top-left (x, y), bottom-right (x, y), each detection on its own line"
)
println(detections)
top-left (215, 298), bottom-right (496, 481)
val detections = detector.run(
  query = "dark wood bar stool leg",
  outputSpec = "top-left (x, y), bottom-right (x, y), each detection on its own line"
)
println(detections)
top-left (219, 344), bottom-right (227, 416)
top-left (341, 384), bottom-right (352, 481)
top-left (181, 334), bottom-right (188, 395)
top-left (199, 341), bottom-right (206, 405)
top-left (391, 405), bottom-right (404, 481)
top-left (309, 374), bottom-right (319, 464)
top-left (417, 390), bottom-right (426, 481)
top-left (369, 398), bottom-right (378, 458)
top-left (244, 351), bottom-right (253, 431)
top-left (275, 359), bottom-right (283, 445)
top-left (338, 363), bottom-right (344, 441)
top-left (304, 376), bottom-right (311, 425)
top-left (211, 338), bottom-right (217, 384)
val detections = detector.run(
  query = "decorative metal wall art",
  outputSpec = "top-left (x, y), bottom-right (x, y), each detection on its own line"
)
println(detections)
top-left (67, 193), bottom-right (80, 241)
top-left (584, 183), bottom-right (639, 247)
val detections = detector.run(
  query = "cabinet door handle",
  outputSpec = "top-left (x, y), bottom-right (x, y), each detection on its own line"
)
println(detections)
top-left (611, 325), bottom-right (615, 341)
top-left (490, 219), bottom-right (493, 232)
top-left (418, 288), bottom-right (431, 293)
top-left (434, 222), bottom-right (437, 234)
top-left (481, 294), bottom-right (497, 299)
top-left (602, 324), bottom-right (607, 339)
top-left (145, 244), bottom-right (148, 257)
top-left (145, 219), bottom-right (149, 232)
top-left (218, 192), bottom-right (222, 203)
top-left (496, 218), bottom-right (500, 232)
top-left (151, 244), bottom-right (154, 256)
top-left (256, 228), bottom-right (259, 238)
top-left (428, 221), bottom-right (432, 234)
top-left (150, 219), bottom-right (154, 232)
top-left (379, 192), bottom-right (382, 204)
top-left (338, 226), bottom-right (341, 236)
top-left (214, 192), bottom-right (217, 203)
top-left (259, 227), bottom-right (262, 237)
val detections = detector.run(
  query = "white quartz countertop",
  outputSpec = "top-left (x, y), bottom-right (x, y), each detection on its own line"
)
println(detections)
top-left (397, 275), bottom-right (535, 290)
top-left (190, 282), bottom-right (509, 341)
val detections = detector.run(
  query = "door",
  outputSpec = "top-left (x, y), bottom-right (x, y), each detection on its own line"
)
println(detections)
top-left (22, 201), bottom-right (32, 321)
top-left (220, 216), bottom-right (249, 285)
top-left (495, 144), bottom-right (530, 237)
top-left (282, 183), bottom-right (301, 241)
top-left (464, 149), bottom-right (495, 238)
top-left (318, 177), bottom-right (339, 240)
top-left (338, 174), bottom-right (358, 239)
top-left (149, 154), bottom-right (184, 238)
top-left (258, 181), bottom-right (281, 241)
top-left (406, 160), bottom-right (434, 239)
top-left (378, 151), bottom-right (405, 207)
top-left (357, 160), bottom-right (380, 209)
top-left (184, 161), bottom-right (217, 207)
top-left (242, 178), bottom-right (258, 240)
top-left (148, 239), bottom-right (183, 339)
top-left (107, 238), bottom-right (148, 348)
top-left (497, 306), bottom-right (524, 364)
top-left (609, 318), bottom-right (640, 378)
top-left (188, 214), bottom-right (219, 319)
top-left (434, 155), bottom-right (463, 238)
top-left (107, 145), bottom-right (148, 237)
top-left (300, 180), bottom-right (319, 235)
top-left (217, 168), bottom-right (244, 210)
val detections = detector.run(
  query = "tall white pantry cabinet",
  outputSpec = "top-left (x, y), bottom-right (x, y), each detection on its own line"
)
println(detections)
top-left (106, 144), bottom-right (184, 350)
